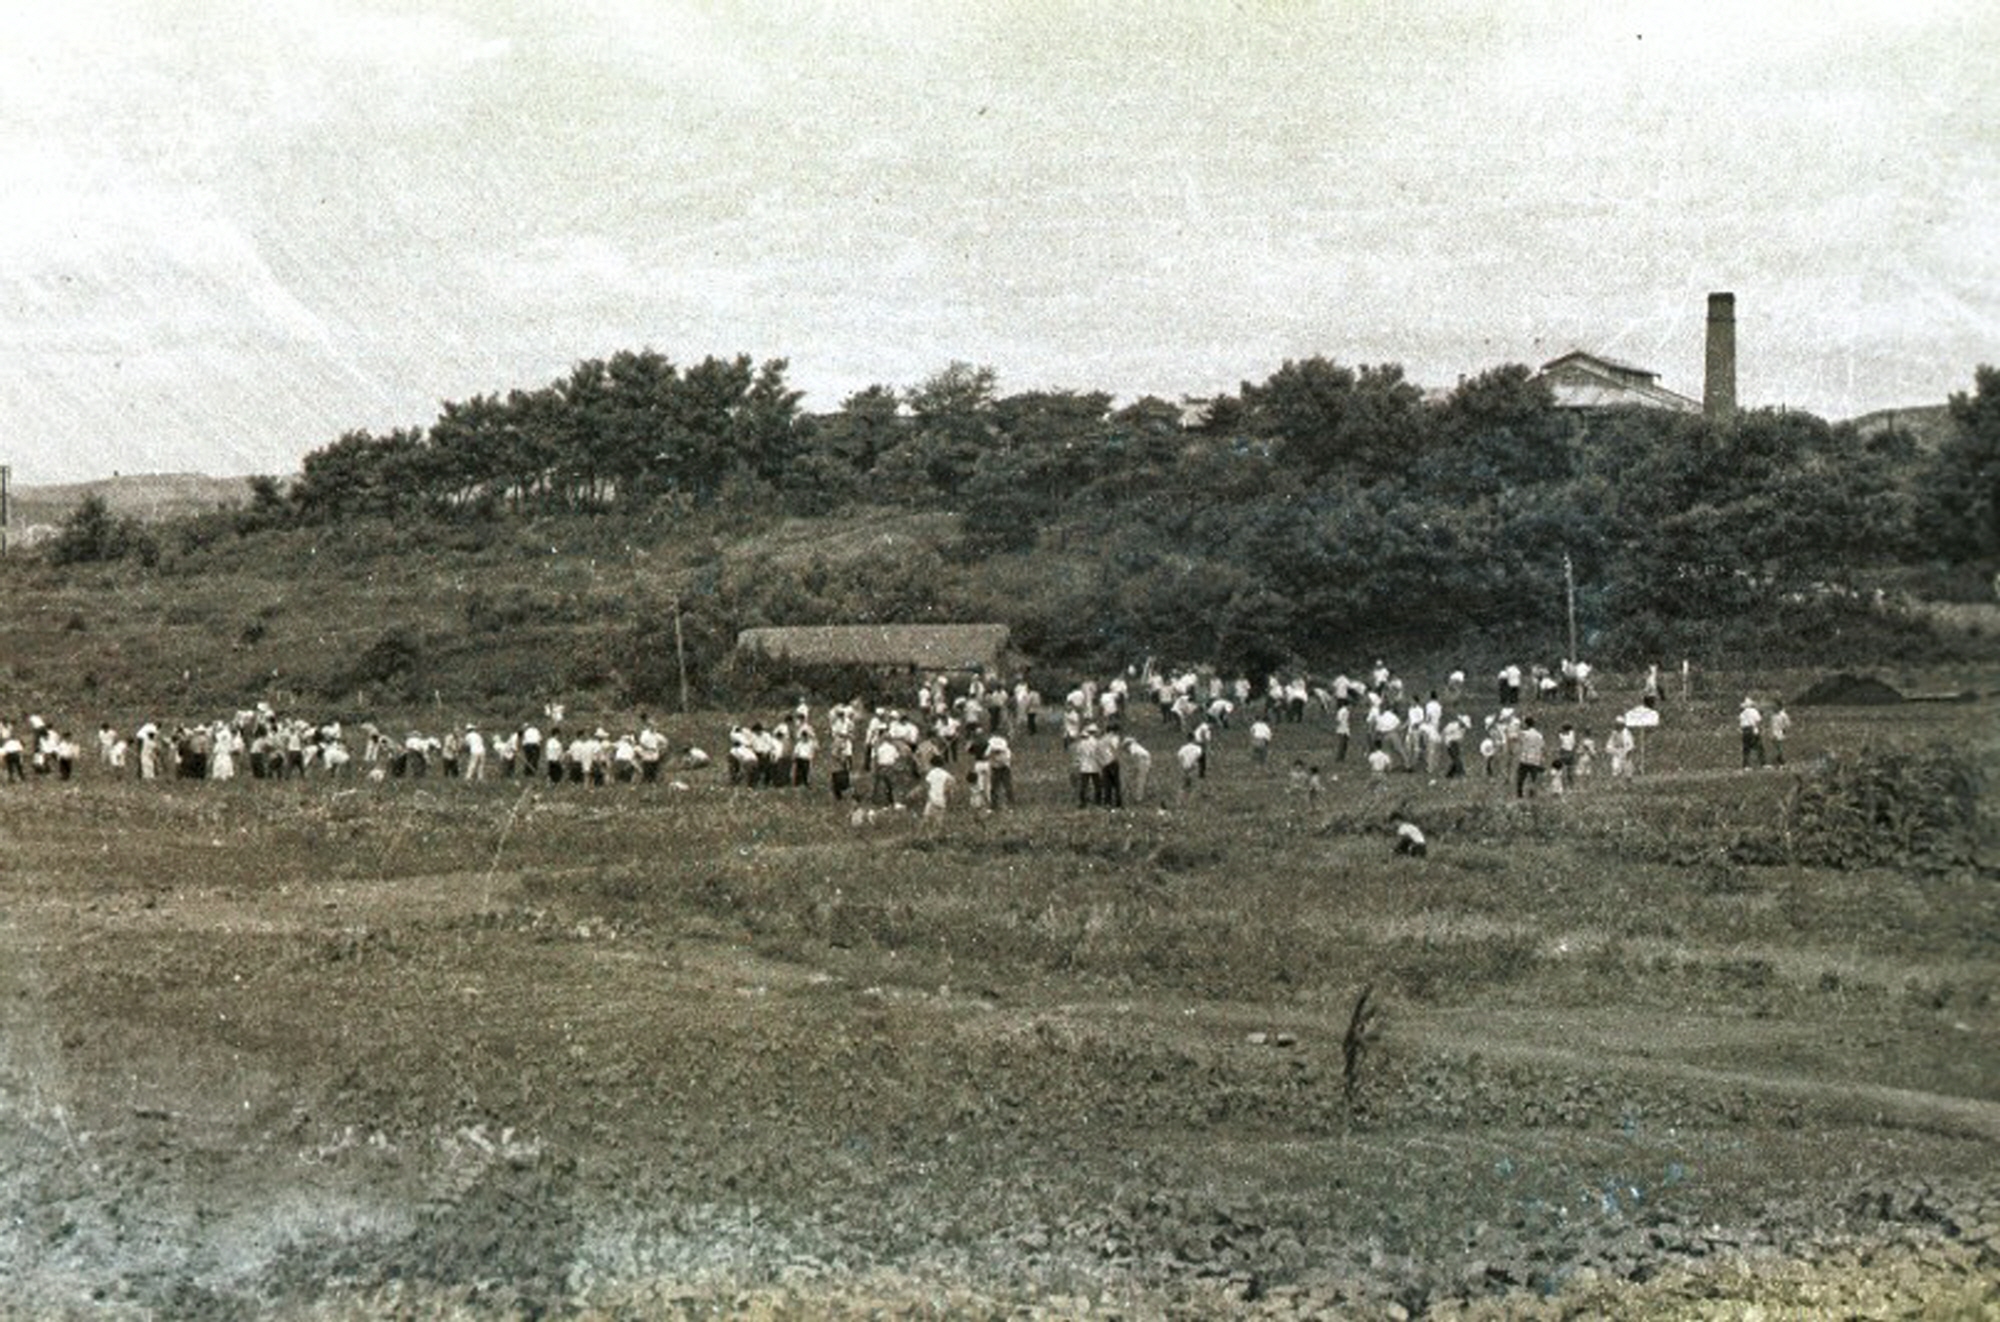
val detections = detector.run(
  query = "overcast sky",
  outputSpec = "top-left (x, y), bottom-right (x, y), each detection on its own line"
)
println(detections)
top-left (3, 1), bottom-right (1994, 483)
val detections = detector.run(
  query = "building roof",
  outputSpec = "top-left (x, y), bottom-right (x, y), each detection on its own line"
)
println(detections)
top-left (1534, 351), bottom-right (1700, 414)
top-left (736, 624), bottom-right (1012, 670)
top-left (1539, 349), bottom-right (1660, 382)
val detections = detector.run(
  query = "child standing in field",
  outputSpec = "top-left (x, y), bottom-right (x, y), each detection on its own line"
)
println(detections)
top-left (1307, 765), bottom-right (1324, 808)
top-left (1553, 723), bottom-right (1578, 793)
top-left (968, 738), bottom-right (992, 810)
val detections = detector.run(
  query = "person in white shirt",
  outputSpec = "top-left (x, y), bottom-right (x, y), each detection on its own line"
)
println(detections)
top-left (134, 723), bottom-right (158, 780)
top-left (984, 734), bottom-right (1013, 808)
top-left (209, 725), bottom-right (238, 781)
top-left (1442, 717), bottom-right (1466, 778)
top-left (1099, 731), bottom-right (1122, 808)
top-left (1739, 699), bottom-right (1765, 769)
top-left (1768, 701), bottom-right (1791, 766)
top-left (1606, 720), bottom-right (1636, 777)
top-left (871, 737), bottom-right (902, 805)
top-left (637, 721), bottom-right (666, 782)
top-left (463, 726), bottom-right (487, 780)
top-left (1405, 703), bottom-right (1427, 771)
top-left (1123, 737), bottom-right (1152, 805)
top-left (1176, 738), bottom-right (1204, 801)
top-left (285, 722), bottom-right (309, 778)
top-left (730, 738), bottom-right (761, 786)
top-left (791, 725), bottom-right (817, 787)
top-left (1073, 728), bottom-right (1104, 807)
top-left (921, 763), bottom-right (956, 820)
top-left (1372, 707), bottom-right (1401, 764)
top-left (1515, 718), bottom-right (1547, 798)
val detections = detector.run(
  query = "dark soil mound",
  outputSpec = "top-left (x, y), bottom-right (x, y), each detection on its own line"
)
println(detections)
top-left (1793, 673), bottom-right (1904, 706)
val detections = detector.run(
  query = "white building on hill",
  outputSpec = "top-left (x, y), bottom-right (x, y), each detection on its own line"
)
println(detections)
top-left (1534, 350), bottom-right (1700, 414)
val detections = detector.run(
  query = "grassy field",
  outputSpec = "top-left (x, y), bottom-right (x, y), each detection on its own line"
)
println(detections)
top-left (0, 682), bottom-right (1994, 1317)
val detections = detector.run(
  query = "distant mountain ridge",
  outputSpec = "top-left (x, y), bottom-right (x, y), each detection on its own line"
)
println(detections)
top-left (9, 473), bottom-right (265, 531)
top-left (1847, 403), bottom-right (1955, 451)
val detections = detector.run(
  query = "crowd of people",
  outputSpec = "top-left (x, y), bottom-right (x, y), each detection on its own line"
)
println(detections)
top-left (0, 703), bottom-right (705, 788)
top-left (715, 657), bottom-right (1796, 821)
top-left (4, 658), bottom-right (1796, 831)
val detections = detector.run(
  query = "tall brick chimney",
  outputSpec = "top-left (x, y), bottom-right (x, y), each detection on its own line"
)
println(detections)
top-left (1703, 291), bottom-right (1736, 423)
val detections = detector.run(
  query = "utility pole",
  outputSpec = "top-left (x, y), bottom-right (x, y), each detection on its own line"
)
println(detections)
top-left (673, 597), bottom-right (689, 715)
top-left (1, 464), bottom-right (10, 555)
top-left (1564, 552), bottom-right (1580, 703)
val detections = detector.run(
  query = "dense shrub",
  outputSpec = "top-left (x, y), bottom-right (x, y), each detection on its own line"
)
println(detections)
top-left (47, 495), bottom-right (157, 567)
top-left (1778, 746), bottom-right (1985, 871)
top-left (30, 354), bottom-right (1999, 694)
top-left (331, 627), bottom-right (427, 701)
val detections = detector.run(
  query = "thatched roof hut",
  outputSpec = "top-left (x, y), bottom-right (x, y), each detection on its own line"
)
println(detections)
top-left (736, 623), bottom-right (1012, 674)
